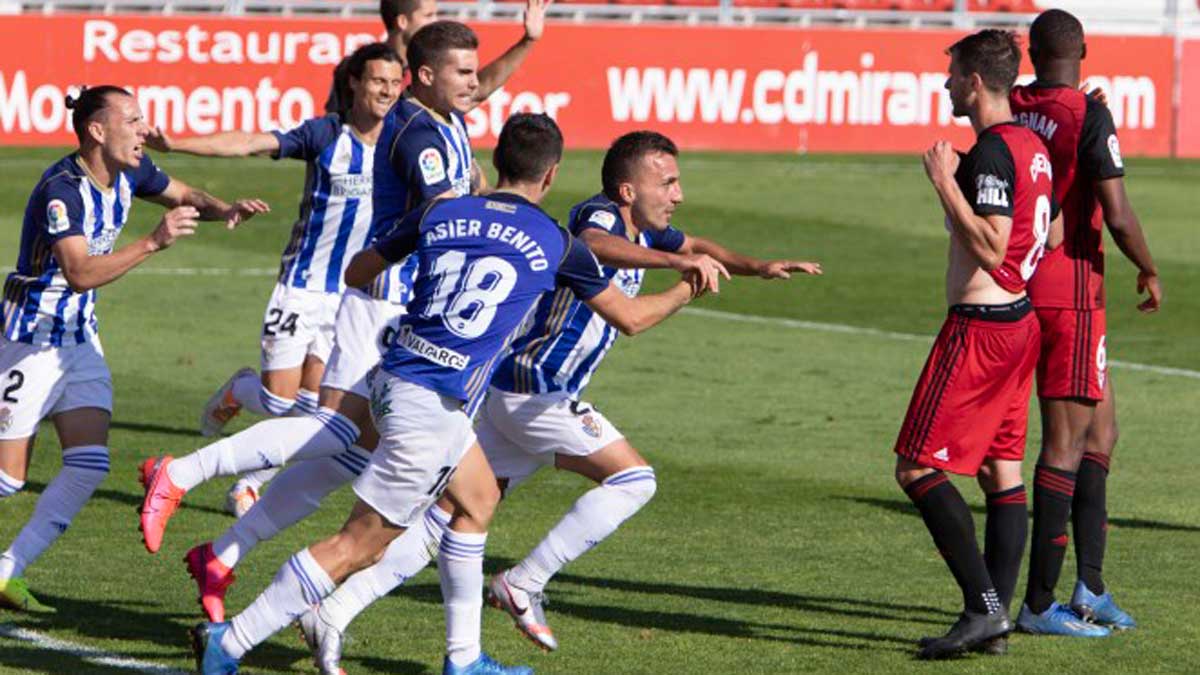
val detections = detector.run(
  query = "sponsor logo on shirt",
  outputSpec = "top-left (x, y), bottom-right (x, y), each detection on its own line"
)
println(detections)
top-left (587, 209), bottom-right (617, 231)
top-left (974, 174), bottom-right (1009, 208)
top-left (418, 147), bottom-right (447, 186)
top-left (46, 199), bottom-right (70, 235)
top-left (397, 325), bottom-right (470, 371)
top-left (1107, 134), bottom-right (1124, 169)
top-left (1030, 153), bottom-right (1052, 184)
top-left (88, 226), bottom-right (120, 256)
top-left (330, 174), bottom-right (372, 198)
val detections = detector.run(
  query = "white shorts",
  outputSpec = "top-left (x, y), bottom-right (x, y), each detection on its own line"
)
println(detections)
top-left (0, 336), bottom-right (113, 440)
top-left (477, 387), bottom-right (624, 482)
top-left (353, 374), bottom-right (476, 527)
top-left (259, 282), bottom-right (341, 372)
top-left (322, 288), bottom-right (406, 399)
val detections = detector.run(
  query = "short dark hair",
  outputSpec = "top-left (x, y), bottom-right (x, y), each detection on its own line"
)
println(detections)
top-left (64, 85), bottom-right (131, 143)
top-left (601, 131), bottom-right (678, 201)
top-left (380, 0), bottom-right (424, 33)
top-left (408, 21), bottom-right (478, 74)
top-left (1029, 9), bottom-right (1085, 61)
top-left (493, 113), bottom-right (563, 184)
top-left (947, 29), bottom-right (1022, 94)
top-left (333, 42), bottom-right (402, 113)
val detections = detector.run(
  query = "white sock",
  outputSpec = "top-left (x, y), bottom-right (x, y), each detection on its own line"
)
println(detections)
top-left (232, 372), bottom-right (294, 417)
top-left (167, 411), bottom-right (359, 491)
top-left (212, 448), bottom-right (369, 569)
top-left (294, 389), bottom-right (320, 416)
top-left (0, 446), bottom-right (109, 580)
top-left (440, 529), bottom-right (487, 667)
top-left (321, 505), bottom-right (450, 632)
top-left (508, 466), bottom-right (656, 593)
top-left (224, 548), bottom-right (334, 659)
top-left (234, 468), bottom-right (279, 493)
top-left (0, 468), bottom-right (25, 498)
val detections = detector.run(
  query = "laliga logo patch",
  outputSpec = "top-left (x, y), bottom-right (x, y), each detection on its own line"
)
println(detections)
top-left (46, 199), bottom-right (70, 235)
top-left (0, 407), bottom-right (12, 433)
top-left (1107, 134), bottom-right (1124, 169)
top-left (418, 148), bottom-right (446, 186)
top-left (1030, 153), bottom-right (1052, 183)
top-left (580, 413), bottom-right (601, 438)
top-left (587, 209), bottom-right (617, 231)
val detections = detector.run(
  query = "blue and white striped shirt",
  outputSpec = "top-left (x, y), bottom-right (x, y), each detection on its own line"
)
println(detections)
top-left (491, 194), bottom-right (686, 396)
top-left (274, 116), bottom-right (376, 295)
top-left (2, 154), bottom-right (169, 347)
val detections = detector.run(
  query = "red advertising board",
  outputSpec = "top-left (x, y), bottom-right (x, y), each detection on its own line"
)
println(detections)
top-left (0, 15), bottom-right (1176, 155)
top-left (1178, 39), bottom-right (1200, 158)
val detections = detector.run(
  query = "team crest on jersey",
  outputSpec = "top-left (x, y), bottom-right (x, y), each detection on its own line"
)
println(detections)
top-left (1030, 153), bottom-right (1052, 183)
top-left (46, 199), bottom-right (70, 235)
top-left (418, 148), bottom-right (447, 186)
top-left (975, 174), bottom-right (1010, 208)
top-left (1107, 134), bottom-right (1124, 169)
top-left (0, 407), bottom-right (11, 433)
top-left (587, 209), bottom-right (617, 231)
top-left (580, 413), bottom-right (602, 438)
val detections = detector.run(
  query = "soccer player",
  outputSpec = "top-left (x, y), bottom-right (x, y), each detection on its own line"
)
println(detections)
top-left (292, 130), bottom-right (817, 671)
top-left (894, 30), bottom-right (1058, 658)
top-left (1008, 9), bottom-right (1161, 635)
top-left (142, 42), bottom-right (405, 519)
top-left (190, 113), bottom-right (699, 675)
top-left (0, 85), bottom-right (266, 613)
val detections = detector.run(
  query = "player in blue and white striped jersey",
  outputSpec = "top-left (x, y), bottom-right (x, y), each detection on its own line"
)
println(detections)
top-left (0, 85), bottom-right (267, 613)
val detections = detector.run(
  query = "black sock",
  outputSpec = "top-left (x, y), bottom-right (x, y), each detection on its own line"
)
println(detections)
top-left (1074, 452), bottom-right (1110, 595)
top-left (985, 485), bottom-right (1027, 613)
top-left (904, 472), bottom-right (1001, 615)
top-left (1025, 465), bottom-right (1076, 614)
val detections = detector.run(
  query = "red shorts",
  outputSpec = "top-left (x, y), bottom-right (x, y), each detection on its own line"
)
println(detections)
top-left (894, 303), bottom-right (1040, 476)
top-left (1035, 307), bottom-right (1107, 401)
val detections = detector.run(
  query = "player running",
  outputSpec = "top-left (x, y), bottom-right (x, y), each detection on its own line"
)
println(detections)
top-left (0, 85), bottom-right (266, 613)
top-left (1008, 9), bottom-right (1161, 636)
top-left (190, 112), bottom-right (700, 675)
top-left (894, 30), bottom-right (1060, 659)
top-left (292, 130), bottom-right (819, 672)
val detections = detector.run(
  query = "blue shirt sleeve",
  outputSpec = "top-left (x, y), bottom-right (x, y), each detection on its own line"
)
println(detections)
top-left (130, 154), bottom-right (170, 197)
top-left (272, 116), bottom-right (338, 161)
top-left (392, 118), bottom-right (455, 201)
top-left (40, 178), bottom-right (88, 242)
top-left (647, 225), bottom-right (686, 252)
top-left (375, 200), bottom-right (432, 263)
top-left (555, 229), bottom-right (610, 301)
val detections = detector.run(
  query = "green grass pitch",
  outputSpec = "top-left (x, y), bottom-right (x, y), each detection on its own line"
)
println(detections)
top-left (0, 146), bottom-right (1197, 673)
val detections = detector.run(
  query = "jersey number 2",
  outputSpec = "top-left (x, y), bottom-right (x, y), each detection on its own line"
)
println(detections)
top-left (424, 251), bottom-right (518, 339)
top-left (2, 370), bottom-right (23, 403)
top-left (1020, 195), bottom-right (1052, 281)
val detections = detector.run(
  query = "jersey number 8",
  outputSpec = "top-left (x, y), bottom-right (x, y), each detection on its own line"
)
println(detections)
top-left (1020, 195), bottom-right (1052, 281)
top-left (424, 251), bottom-right (518, 339)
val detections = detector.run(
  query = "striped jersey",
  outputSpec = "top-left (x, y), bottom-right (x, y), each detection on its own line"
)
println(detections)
top-left (2, 154), bottom-right (170, 347)
top-left (274, 115), bottom-right (376, 295)
top-left (373, 193), bottom-right (609, 417)
top-left (492, 193), bottom-right (686, 396)
top-left (367, 92), bottom-right (473, 304)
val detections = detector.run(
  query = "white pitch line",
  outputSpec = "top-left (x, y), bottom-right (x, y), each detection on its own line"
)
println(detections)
top-left (0, 623), bottom-right (187, 675)
top-left (681, 306), bottom-right (1200, 381)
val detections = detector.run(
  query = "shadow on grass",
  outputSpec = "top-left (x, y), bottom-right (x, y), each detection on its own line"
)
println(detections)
top-left (22, 482), bottom-right (230, 519)
top-left (111, 420), bottom-right (202, 439)
top-left (843, 495), bottom-right (1200, 533)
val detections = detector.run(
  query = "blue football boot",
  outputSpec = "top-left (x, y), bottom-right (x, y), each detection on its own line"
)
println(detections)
top-left (1071, 580), bottom-right (1137, 630)
top-left (443, 652), bottom-right (533, 675)
top-left (190, 622), bottom-right (240, 674)
top-left (1016, 602), bottom-right (1111, 637)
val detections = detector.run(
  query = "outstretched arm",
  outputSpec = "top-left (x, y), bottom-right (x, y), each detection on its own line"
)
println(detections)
top-left (473, 0), bottom-right (547, 106)
top-left (681, 234), bottom-right (822, 279)
top-left (145, 127), bottom-right (281, 158)
top-left (583, 280), bottom-right (694, 336)
top-left (53, 207), bottom-right (199, 292)
top-left (144, 177), bottom-right (270, 230)
top-left (579, 228), bottom-right (730, 294)
top-left (1096, 177), bottom-right (1162, 312)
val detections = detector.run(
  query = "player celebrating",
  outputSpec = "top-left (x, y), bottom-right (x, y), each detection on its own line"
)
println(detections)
top-left (291, 130), bottom-right (817, 672)
top-left (1009, 9), bottom-right (1161, 636)
top-left (894, 30), bottom-right (1059, 659)
top-left (190, 113), bottom-right (699, 675)
top-left (0, 85), bottom-right (266, 612)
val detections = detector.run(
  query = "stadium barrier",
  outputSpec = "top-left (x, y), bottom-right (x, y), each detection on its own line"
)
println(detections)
top-left (0, 14), bottom-right (1192, 156)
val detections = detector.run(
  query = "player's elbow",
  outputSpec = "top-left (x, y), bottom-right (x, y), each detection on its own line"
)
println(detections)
top-left (61, 269), bottom-right (95, 293)
top-left (343, 253), bottom-right (376, 288)
top-left (612, 314), bottom-right (646, 337)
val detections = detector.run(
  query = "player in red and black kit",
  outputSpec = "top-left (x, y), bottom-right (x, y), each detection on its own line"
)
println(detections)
top-left (894, 29), bottom-right (1061, 659)
top-left (1008, 9), bottom-right (1162, 636)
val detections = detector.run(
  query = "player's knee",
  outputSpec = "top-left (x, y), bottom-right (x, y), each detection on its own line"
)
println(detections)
top-left (603, 466), bottom-right (657, 508)
top-left (455, 483), bottom-right (501, 530)
top-left (1089, 420), bottom-right (1118, 455)
top-left (0, 469), bottom-right (25, 499)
